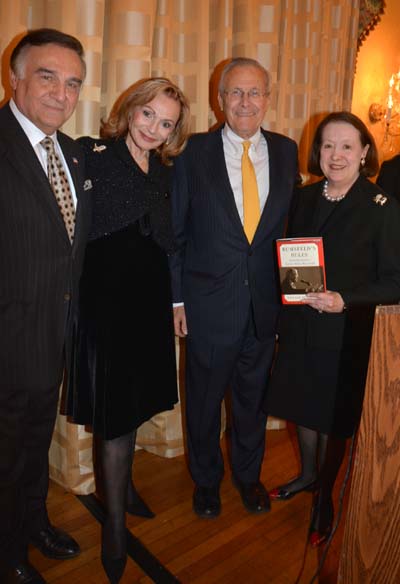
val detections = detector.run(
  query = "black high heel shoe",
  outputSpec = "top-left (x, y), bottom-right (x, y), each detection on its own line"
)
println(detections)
top-left (101, 552), bottom-right (127, 584)
top-left (308, 494), bottom-right (334, 548)
top-left (101, 523), bottom-right (127, 583)
top-left (269, 477), bottom-right (316, 501)
top-left (126, 487), bottom-right (155, 518)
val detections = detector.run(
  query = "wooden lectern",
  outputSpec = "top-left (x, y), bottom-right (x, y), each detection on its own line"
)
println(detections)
top-left (339, 305), bottom-right (400, 582)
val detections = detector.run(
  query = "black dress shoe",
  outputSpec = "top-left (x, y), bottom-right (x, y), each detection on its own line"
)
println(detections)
top-left (5, 562), bottom-right (47, 584)
top-left (30, 525), bottom-right (80, 560)
top-left (233, 478), bottom-right (271, 514)
top-left (269, 478), bottom-right (316, 501)
top-left (193, 486), bottom-right (221, 518)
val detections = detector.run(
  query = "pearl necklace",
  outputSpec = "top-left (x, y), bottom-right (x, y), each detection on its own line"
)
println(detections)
top-left (322, 180), bottom-right (346, 203)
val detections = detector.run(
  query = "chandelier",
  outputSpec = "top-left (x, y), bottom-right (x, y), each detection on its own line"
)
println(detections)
top-left (369, 71), bottom-right (400, 148)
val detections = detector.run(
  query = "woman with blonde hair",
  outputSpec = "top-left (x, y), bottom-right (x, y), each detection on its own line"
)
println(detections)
top-left (67, 77), bottom-right (190, 583)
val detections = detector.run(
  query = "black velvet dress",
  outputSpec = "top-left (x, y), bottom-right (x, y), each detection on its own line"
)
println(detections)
top-left (67, 137), bottom-right (178, 439)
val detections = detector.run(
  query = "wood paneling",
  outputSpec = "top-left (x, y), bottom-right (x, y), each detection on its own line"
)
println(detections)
top-left (339, 306), bottom-right (400, 583)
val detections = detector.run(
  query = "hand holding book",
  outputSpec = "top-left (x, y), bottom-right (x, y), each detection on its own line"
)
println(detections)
top-left (303, 290), bottom-right (346, 313)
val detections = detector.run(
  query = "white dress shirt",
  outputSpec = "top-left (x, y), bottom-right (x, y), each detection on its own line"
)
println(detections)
top-left (9, 98), bottom-right (77, 207)
top-left (222, 124), bottom-right (270, 222)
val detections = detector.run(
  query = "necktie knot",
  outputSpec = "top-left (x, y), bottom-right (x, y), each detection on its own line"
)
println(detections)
top-left (41, 136), bottom-right (55, 153)
top-left (242, 140), bottom-right (251, 155)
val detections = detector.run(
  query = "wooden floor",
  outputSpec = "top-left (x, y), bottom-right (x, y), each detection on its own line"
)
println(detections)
top-left (32, 428), bottom-right (346, 583)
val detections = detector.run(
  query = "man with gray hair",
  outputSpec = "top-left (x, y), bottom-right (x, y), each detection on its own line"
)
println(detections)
top-left (0, 29), bottom-right (91, 583)
top-left (170, 57), bottom-right (298, 518)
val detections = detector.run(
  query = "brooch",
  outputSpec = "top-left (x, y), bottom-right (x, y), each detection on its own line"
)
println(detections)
top-left (373, 194), bottom-right (387, 206)
top-left (93, 143), bottom-right (107, 153)
top-left (83, 179), bottom-right (93, 191)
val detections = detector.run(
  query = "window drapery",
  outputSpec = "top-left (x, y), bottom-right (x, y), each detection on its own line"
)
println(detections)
top-left (1, 0), bottom-right (360, 166)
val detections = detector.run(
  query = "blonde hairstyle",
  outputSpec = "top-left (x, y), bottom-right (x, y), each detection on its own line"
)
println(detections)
top-left (101, 77), bottom-right (191, 165)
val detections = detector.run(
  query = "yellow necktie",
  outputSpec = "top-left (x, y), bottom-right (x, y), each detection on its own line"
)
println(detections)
top-left (242, 140), bottom-right (260, 243)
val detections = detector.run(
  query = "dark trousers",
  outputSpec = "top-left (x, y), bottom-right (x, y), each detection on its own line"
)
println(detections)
top-left (185, 314), bottom-right (276, 487)
top-left (0, 380), bottom-right (60, 569)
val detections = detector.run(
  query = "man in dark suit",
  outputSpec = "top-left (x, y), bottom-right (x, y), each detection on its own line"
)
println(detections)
top-left (0, 29), bottom-right (91, 584)
top-left (377, 153), bottom-right (400, 202)
top-left (170, 58), bottom-right (298, 518)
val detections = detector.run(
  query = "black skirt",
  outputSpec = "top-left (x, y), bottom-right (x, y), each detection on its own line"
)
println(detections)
top-left (264, 306), bottom-right (375, 439)
top-left (67, 222), bottom-right (178, 439)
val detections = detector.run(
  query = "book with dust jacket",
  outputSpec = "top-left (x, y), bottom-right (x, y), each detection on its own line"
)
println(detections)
top-left (276, 237), bottom-right (326, 305)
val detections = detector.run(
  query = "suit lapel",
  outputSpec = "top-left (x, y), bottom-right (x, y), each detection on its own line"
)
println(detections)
top-left (58, 133), bottom-right (81, 197)
top-left (252, 130), bottom-right (290, 243)
top-left (204, 129), bottom-right (245, 236)
top-left (58, 132), bottom-right (87, 250)
top-left (1, 105), bottom-right (71, 245)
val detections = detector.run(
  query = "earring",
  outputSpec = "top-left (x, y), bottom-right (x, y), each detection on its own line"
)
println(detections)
top-left (360, 157), bottom-right (366, 166)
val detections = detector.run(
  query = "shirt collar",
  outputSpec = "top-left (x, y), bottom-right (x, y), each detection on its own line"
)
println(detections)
top-left (222, 124), bottom-right (262, 156)
top-left (9, 98), bottom-right (57, 149)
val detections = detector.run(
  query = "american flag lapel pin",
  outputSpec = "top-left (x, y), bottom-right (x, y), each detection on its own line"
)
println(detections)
top-left (72, 157), bottom-right (79, 165)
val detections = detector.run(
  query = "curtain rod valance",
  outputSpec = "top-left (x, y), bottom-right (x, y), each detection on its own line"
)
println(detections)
top-left (358, 0), bottom-right (385, 48)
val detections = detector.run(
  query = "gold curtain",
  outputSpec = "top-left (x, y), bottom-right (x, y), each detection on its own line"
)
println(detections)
top-left (0, 0), bottom-right (361, 493)
top-left (1, 0), bottom-right (360, 163)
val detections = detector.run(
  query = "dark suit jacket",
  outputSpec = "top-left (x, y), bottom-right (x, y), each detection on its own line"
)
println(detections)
top-left (0, 103), bottom-right (92, 391)
top-left (376, 154), bottom-right (400, 203)
top-left (169, 126), bottom-right (298, 343)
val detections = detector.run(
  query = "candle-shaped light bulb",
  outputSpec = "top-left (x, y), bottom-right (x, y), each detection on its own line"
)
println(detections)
top-left (387, 75), bottom-right (395, 123)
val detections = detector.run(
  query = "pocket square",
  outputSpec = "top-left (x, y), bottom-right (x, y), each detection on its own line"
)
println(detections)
top-left (83, 179), bottom-right (93, 191)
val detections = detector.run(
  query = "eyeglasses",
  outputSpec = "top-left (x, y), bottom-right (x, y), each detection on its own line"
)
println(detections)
top-left (223, 88), bottom-right (268, 101)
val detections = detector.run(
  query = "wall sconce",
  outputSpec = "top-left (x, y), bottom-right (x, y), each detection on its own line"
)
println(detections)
top-left (369, 71), bottom-right (400, 146)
